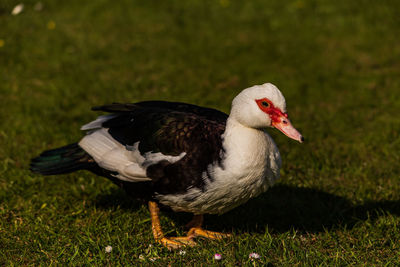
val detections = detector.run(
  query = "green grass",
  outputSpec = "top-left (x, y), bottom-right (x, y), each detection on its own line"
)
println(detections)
top-left (1, 0), bottom-right (400, 265)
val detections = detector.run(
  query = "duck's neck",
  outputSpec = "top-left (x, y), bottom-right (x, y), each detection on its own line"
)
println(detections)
top-left (221, 117), bottom-right (271, 167)
top-left (217, 117), bottom-right (280, 188)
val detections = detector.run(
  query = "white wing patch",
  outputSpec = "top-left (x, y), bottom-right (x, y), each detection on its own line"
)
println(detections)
top-left (143, 150), bottom-right (187, 168)
top-left (80, 115), bottom-right (117, 131)
top-left (79, 128), bottom-right (186, 182)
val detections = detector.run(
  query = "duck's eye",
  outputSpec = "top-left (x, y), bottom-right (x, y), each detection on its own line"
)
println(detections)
top-left (261, 101), bottom-right (270, 108)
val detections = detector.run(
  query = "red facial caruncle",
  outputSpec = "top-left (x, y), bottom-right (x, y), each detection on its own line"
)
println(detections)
top-left (255, 98), bottom-right (288, 124)
top-left (255, 98), bottom-right (304, 143)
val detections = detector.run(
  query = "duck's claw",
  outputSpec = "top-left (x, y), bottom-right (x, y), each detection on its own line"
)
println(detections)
top-left (169, 236), bottom-right (197, 247)
top-left (188, 227), bottom-right (231, 240)
top-left (157, 237), bottom-right (196, 250)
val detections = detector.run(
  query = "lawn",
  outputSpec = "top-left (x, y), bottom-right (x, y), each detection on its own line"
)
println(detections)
top-left (1, 0), bottom-right (400, 265)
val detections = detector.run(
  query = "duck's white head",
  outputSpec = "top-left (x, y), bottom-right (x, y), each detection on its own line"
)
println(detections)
top-left (230, 83), bottom-right (304, 143)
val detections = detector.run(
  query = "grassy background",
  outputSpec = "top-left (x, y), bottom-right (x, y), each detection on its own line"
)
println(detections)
top-left (1, 0), bottom-right (400, 265)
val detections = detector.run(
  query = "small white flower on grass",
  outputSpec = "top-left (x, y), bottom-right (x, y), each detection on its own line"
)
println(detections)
top-left (138, 254), bottom-right (145, 261)
top-left (214, 253), bottom-right (222, 260)
top-left (179, 250), bottom-right (186, 255)
top-left (11, 4), bottom-right (24, 15)
top-left (249, 252), bottom-right (260, 259)
top-left (105, 245), bottom-right (112, 253)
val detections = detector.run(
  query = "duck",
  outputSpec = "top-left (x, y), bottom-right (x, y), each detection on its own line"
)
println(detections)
top-left (30, 83), bottom-right (303, 249)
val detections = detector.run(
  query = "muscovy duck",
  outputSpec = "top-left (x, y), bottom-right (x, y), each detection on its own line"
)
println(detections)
top-left (31, 83), bottom-right (303, 249)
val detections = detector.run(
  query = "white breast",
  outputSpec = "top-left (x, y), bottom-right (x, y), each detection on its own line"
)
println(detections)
top-left (156, 118), bottom-right (281, 214)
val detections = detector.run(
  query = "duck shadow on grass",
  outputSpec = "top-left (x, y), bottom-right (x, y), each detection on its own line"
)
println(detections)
top-left (95, 184), bottom-right (400, 234)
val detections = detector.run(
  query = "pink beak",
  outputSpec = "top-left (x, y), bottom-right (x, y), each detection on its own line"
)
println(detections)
top-left (272, 116), bottom-right (304, 143)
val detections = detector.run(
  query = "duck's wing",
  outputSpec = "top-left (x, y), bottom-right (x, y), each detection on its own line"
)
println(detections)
top-left (79, 102), bottom-right (227, 195)
top-left (92, 101), bottom-right (228, 124)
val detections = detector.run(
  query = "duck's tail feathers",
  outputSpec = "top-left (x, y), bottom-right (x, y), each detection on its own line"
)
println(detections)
top-left (30, 143), bottom-right (94, 175)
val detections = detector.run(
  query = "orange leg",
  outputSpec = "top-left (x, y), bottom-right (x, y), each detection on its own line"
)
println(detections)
top-left (186, 214), bottom-right (232, 240)
top-left (149, 201), bottom-right (196, 250)
top-left (148, 201), bottom-right (231, 249)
